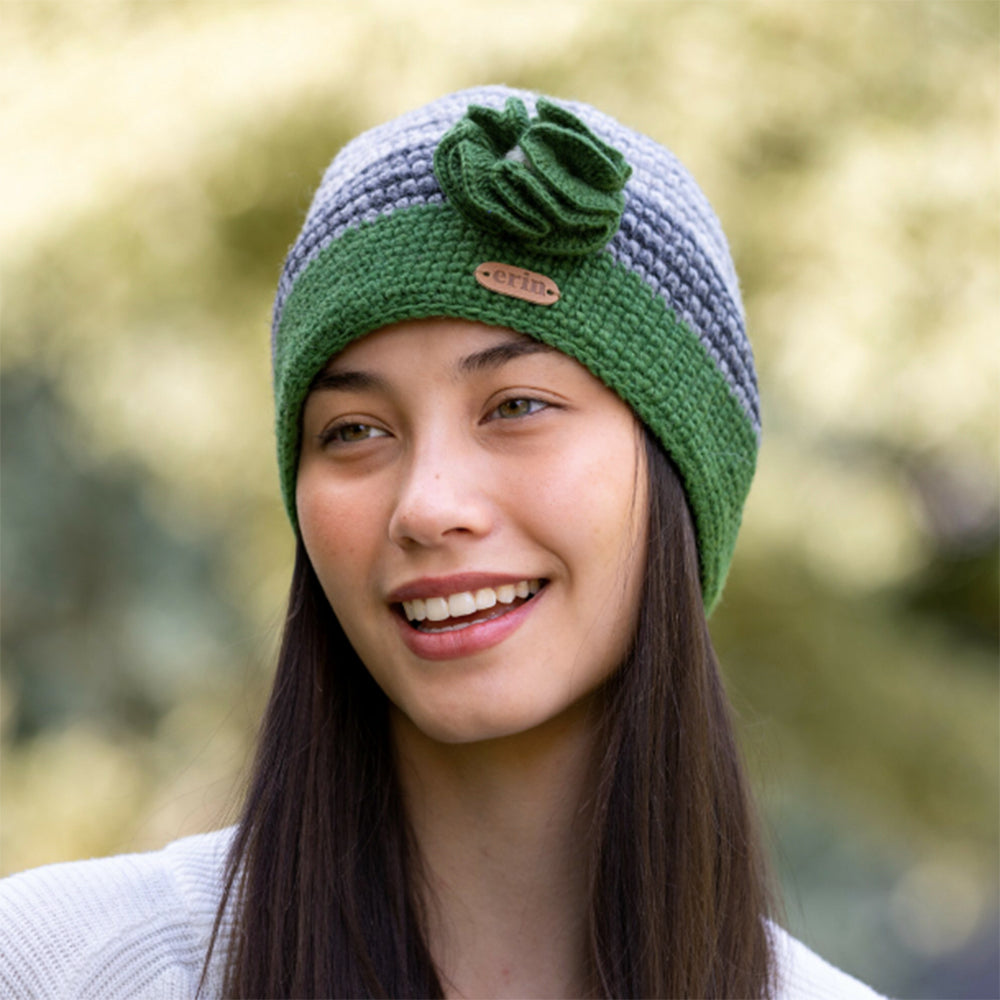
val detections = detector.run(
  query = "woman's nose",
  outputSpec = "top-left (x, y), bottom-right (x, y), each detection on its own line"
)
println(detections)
top-left (387, 438), bottom-right (495, 549)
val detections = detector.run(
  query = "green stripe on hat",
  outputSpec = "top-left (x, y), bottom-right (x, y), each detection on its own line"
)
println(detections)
top-left (275, 204), bottom-right (756, 612)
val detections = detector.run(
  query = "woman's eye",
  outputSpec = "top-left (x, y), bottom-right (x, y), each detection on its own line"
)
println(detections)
top-left (321, 422), bottom-right (387, 445)
top-left (490, 398), bottom-right (547, 420)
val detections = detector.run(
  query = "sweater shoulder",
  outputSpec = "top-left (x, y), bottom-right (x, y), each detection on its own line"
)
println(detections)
top-left (0, 827), bottom-right (236, 1000)
top-left (770, 923), bottom-right (888, 1000)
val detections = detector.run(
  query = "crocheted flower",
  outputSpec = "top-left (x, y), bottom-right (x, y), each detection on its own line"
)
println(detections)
top-left (434, 97), bottom-right (632, 256)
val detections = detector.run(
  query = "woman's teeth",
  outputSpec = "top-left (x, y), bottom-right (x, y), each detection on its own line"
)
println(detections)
top-left (402, 579), bottom-right (541, 626)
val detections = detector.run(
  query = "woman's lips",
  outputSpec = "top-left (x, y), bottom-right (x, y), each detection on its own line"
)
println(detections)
top-left (393, 583), bottom-right (546, 661)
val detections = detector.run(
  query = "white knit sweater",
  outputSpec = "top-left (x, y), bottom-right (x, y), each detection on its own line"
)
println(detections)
top-left (0, 828), bottom-right (885, 999)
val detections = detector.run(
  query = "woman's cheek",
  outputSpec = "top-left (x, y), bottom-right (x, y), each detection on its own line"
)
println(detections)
top-left (298, 475), bottom-right (372, 591)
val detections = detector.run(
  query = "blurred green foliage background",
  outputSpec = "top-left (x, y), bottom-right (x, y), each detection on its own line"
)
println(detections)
top-left (2, 3), bottom-right (997, 997)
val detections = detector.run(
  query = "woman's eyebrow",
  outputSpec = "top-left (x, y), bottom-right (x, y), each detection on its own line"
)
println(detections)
top-left (308, 369), bottom-right (387, 393)
top-left (458, 339), bottom-right (556, 374)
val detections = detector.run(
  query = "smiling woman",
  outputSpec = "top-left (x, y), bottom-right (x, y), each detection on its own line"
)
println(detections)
top-left (0, 86), bottom-right (886, 999)
top-left (297, 319), bottom-right (647, 746)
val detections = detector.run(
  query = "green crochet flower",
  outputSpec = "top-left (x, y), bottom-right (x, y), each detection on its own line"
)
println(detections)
top-left (433, 96), bottom-right (632, 257)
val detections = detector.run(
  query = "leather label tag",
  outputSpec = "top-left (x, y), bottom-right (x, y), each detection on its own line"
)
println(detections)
top-left (474, 262), bottom-right (560, 306)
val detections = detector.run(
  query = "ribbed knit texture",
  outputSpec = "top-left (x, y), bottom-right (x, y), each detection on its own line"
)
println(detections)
top-left (0, 830), bottom-right (234, 999)
top-left (272, 86), bottom-right (760, 611)
top-left (0, 828), bottom-right (886, 999)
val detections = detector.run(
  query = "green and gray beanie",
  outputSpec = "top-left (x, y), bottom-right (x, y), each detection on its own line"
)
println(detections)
top-left (272, 85), bottom-right (759, 612)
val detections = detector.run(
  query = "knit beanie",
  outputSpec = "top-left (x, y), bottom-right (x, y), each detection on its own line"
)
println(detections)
top-left (272, 86), bottom-right (759, 613)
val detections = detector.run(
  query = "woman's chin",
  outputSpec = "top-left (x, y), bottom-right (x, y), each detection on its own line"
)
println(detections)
top-left (388, 691), bottom-right (597, 750)
top-left (391, 702), bottom-right (534, 747)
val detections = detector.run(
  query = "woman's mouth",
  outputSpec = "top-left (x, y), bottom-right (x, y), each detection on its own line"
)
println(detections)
top-left (400, 579), bottom-right (544, 633)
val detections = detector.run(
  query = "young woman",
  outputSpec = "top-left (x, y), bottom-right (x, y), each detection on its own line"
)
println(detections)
top-left (0, 87), bottom-right (884, 999)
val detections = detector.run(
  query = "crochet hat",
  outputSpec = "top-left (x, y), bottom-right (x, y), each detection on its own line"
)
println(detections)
top-left (272, 86), bottom-right (759, 612)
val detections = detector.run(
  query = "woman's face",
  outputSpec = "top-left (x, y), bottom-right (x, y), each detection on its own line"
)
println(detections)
top-left (297, 318), bottom-right (647, 745)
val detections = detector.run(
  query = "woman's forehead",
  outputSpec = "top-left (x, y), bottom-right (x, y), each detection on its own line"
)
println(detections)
top-left (317, 319), bottom-right (550, 375)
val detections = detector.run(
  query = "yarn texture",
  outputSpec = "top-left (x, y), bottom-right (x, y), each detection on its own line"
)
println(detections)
top-left (272, 86), bottom-right (760, 612)
top-left (434, 96), bottom-right (632, 255)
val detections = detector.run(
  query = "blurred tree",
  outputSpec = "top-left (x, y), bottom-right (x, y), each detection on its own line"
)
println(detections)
top-left (1, 367), bottom-right (244, 740)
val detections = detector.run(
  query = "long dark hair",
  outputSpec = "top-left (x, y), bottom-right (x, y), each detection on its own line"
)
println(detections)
top-left (204, 432), bottom-right (775, 998)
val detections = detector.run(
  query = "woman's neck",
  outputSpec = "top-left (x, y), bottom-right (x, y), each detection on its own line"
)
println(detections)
top-left (392, 700), bottom-right (600, 999)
